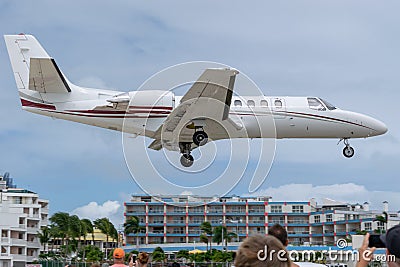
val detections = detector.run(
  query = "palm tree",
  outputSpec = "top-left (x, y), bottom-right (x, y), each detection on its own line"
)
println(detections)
top-left (124, 216), bottom-right (142, 248)
top-left (50, 212), bottom-right (85, 256)
top-left (200, 234), bottom-right (209, 251)
top-left (200, 221), bottom-right (213, 251)
top-left (38, 226), bottom-right (51, 253)
top-left (212, 226), bottom-right (236, 247)
top-left (80, 218), bottom-right (93, 260)
top-left (80, 218), bottom-right (93, 246)
top-left (49, 212), bottom-right (70, 256)
top-left (94, 218), bottom-right (117, 257)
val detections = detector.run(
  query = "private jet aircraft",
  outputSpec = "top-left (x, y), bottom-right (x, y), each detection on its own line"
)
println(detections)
top-left (4, 34), bottom-right (388, 167)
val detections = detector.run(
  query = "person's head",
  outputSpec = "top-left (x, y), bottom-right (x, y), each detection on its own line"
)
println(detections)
top-left (381, 225), bottom-right (400, 267)
top-left (235, 235), bottom-right (290, 267)
top-left (113, 248), bottom-right (125, 263)
top-left (137, 252), bottom-right (149, 265)
top-left (268, 224), bottom-right (288, 246)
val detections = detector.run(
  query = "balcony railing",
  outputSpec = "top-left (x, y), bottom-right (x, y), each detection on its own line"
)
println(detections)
top-left (11, 238), bottom-right (27, 245)
top-left (269, 220), bottom-right (285, 224)
top-left (1, 237), bottom-right (10, 243)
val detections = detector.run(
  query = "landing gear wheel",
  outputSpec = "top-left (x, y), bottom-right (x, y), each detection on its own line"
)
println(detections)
top-left (343, 146), bottom-right (354, 158)
top-left (180, 154), bottom-right (194, 167)
top-left (193, 131), bottom-right (208, 146)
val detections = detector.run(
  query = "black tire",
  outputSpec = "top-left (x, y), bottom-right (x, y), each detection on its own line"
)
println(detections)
top-left (193, 131), bottom-right (208, 146)
top-left (343, 146), bottom-right (354, 158)
top-left (180, 154), bottom-right (194, 167)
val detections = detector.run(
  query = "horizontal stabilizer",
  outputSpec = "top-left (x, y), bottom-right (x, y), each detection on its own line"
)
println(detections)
top-left (29, 58), bottom-right (71, 93)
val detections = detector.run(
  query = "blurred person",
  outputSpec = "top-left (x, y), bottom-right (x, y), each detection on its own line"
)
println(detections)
top-left (129, 252), bottom-right (150, 267)
top-left (111, 248), bottom-right (128, 267)
top-left (268, 224), bottom-right (299, 267)
top-left (356, 226), bottom-right (400, 267)
top-left (235, 235), bottom-right (291, 267)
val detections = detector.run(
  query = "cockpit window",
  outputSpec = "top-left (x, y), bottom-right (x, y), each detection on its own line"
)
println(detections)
top-left (319, 98), bottom-right (337, 110)
top-left (307, 97), bottom-right (326, 111)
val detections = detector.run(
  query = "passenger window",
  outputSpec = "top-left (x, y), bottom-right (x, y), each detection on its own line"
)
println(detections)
top-left (307, 97), bottom-right (326, 111)
top-left (247, 100), bottom-right (255, 107)
top-left (234, 100), bottom-right (242, 107)
top-left (260, 100), bottom-right (268, 107)
top-left (274, 100), bottom-right (283, 108)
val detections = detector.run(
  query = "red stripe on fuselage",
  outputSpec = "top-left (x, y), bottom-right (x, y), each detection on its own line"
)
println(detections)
top-left (21, 99), bottom-right (56, 110)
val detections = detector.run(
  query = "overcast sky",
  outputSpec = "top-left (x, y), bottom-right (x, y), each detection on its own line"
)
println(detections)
top-left (1, 1), bottom-right (400, 227)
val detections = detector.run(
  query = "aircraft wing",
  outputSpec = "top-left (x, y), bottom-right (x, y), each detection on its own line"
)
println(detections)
top-left (149, 68), bottom-right (239, 150)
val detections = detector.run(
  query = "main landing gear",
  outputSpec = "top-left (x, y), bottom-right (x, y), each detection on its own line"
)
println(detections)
top-left (192, 128), bottom-right (208, 146)
top-left (179, 128), bottom-right (209, 167)
top-left (341, 138), bottom-right (355, 158)
top-left (180, 142), bottom-right (194, 168)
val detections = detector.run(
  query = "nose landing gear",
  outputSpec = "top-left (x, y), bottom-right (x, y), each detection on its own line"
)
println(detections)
top-left (341, 138), bottom-right (355, 158)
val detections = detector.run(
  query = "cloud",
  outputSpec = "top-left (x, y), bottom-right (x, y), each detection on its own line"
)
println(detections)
top-left (251, 183), bottom-right (400, 211)
top-left (71, 201), bottom-right (123, 228)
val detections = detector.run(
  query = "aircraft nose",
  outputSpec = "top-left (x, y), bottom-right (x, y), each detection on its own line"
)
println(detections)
top-left (369, 118), bottom-right (388, 136)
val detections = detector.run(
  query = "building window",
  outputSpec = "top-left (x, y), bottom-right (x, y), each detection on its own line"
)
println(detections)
top-left (377, 221), bottom-right (385, 231)
top-left (174, 206), bottom-right (185, 213)
top-left (270, 205), bottom-right (282, 213)
top-left (314, 215), bottom-right (320, 223)
top-left (292, 205), bottom-right (304, 213)
top-left (326, 214), bottom-right (333, 222)
top-left (364, 222), bottom-right (372, 231)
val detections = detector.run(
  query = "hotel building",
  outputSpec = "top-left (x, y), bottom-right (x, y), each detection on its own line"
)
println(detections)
top-left (0, 173), bottom-right (49, 267)
top-left (124, 194), bottom-right (400, 249)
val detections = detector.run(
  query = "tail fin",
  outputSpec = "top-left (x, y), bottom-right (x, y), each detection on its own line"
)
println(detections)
top-left (4, 34), bottom-right (71, 94)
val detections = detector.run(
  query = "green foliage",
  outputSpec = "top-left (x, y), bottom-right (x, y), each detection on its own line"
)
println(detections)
top-left (356, 230), bottom-right (368, 235)
top-left (176, 250), bottom-right (189, 259)
top-left (94, 217), bottom-right (118, 242)
top-left (78, 245), bottom-right (104, 262)
top-left (152, 250), bottom-right (166, 262)
top-left (210, 250), bottom-right (233, 262)
top-left (153, 246), bottom-right (165, 254)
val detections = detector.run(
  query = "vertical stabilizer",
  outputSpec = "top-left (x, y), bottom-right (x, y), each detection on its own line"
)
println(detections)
top-left (4, 34), bottom-right (50, 90)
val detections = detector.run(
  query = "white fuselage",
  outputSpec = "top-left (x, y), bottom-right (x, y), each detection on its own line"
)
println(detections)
top-left (22, 87), bottom-right (387, 141)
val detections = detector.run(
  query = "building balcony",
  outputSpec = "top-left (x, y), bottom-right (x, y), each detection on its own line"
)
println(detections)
top-left (147, 233), bottom-right (164, 237)
top-left (147, 223), bottom-right (164, 226)
top-left (167, 233), bottom-right (186, 237)
top-left (26, 227), bottom-right (39, 234)
top-left (10, 254), bottom-right (26, 261)
top-left (268, 220), bottom-right (285, 225)
top-left (248, 222), bottom-right (265, 226)
top-left (1, 237), bottom-right (10, 243)
top-left (11, 238), bottom-right (27, 246)
top-left (27, 241), bottom-right (41, 248)
top-left (0, 252), bottom-right (11, 258)
top-left (288, 233), bottom-right (310, 237)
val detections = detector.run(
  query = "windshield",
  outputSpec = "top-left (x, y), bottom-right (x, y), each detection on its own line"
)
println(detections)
top-left (319, 98), bottom-right (337, 110)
